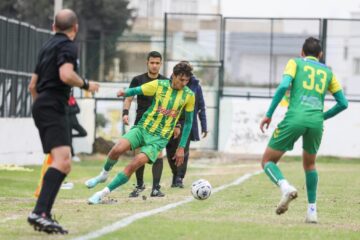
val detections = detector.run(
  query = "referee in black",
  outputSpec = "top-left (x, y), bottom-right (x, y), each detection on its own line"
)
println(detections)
top-left (27, 9), bottom-right (99, 234)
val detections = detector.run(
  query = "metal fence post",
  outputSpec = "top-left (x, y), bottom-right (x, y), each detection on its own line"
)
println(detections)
top-left (163, 12), bottom-right (168, 76)
top-left (320, 19), bottom-right (327, 64)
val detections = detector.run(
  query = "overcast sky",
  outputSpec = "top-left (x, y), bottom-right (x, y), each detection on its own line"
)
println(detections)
top-left (221, 0), bottom-right (360, 18)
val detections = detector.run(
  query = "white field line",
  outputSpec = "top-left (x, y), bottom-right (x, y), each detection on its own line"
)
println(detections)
top-left (0, 215), bottom-right (22, 224)
top-left (73, 169), bottom-right (263, 240)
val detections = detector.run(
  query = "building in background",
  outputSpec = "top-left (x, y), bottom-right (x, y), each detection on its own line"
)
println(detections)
top-left (107, 0), bottom-right (220, 82)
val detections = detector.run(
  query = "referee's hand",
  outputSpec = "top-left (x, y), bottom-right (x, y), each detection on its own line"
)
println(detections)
top-left (88, 81), bottom-right (100, 93)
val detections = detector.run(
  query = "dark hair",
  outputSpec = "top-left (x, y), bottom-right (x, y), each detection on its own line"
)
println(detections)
top-left (179, 60), bottom-right (193, 71)
top-left (173, 62), bottom-right (193, 78)
top-left (55, 9), bottom-right (78, 32)
top-left (302, 37), bottom-right (322, 57)
top-left (147, 51), bottom-right (162, 60)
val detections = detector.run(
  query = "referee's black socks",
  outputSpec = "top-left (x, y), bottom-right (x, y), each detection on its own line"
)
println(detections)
top-left (33, 167), bottom-right (66, 216)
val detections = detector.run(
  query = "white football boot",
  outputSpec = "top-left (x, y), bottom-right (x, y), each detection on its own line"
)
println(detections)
top-left (276, 185), bottom-right (298, 215)
top-left (88, 188), bottom-right (110, 205)
top-left (85, 170), bottom-right (109, 189)
top-left (305, 204), bottom-right (318, 223)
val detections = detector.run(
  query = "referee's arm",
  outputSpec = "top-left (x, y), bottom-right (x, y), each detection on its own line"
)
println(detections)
top-left (59, 63), bottom-right (99, 93)
top-left (28, 74), bottom-right (39, 100)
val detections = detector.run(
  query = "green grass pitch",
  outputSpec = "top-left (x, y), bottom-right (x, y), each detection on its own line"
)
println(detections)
top-left (0, 155), bottom-right (359, 239)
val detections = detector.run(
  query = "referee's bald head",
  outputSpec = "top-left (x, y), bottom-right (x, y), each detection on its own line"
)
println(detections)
top-left (54, 9), bottom-right (78, 32)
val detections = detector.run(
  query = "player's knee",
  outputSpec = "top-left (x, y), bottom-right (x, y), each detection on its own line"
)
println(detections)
top-left (113, 144), bottom-right (122, 154)
top-left (303, 161), bottom-right (316, 171)
top-left (62, 158), bottom-right (72, 174)
top-left (123, 165), bottom-right (134, 176)
top-left (125, 161), bottom-right (140, 175)
top-left (261, 156), bottom-right (269, 169)
top-left (109, 144), bottom-right (123, 158)
top-left (55, 160), bottom-right (71, 174)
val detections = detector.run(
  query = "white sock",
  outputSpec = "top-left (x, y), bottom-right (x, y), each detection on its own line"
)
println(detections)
top-left (99, 169), bottom-right (109, 179)
top-left (100, 187), bottom-right (110, 197)
top-left (278, 179), bottom-right (290, 194)
top-left (308, 203), bottom-right (317, 213)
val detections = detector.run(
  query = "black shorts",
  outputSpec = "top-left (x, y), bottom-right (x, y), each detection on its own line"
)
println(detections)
top-left (32, 92), bottom-right (70, 153)
top-left (134, 114), bottom-right (143, 125)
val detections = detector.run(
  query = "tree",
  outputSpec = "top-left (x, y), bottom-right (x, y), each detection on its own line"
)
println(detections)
top-left (0, 0), bottom-right (135, 80)
top-left (0, 0), bottom-right (53, 28)
top-left (65, 0), bottom-right (135, 80)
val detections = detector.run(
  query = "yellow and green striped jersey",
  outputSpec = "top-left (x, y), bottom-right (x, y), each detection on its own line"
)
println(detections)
top-left (137, 80), bottom-right (195, 139)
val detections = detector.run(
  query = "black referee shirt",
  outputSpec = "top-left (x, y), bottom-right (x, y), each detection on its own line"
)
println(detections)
top-left (129, 73), bottom-right (168, 123)
top-left (34, 32), bottom-right (78, 99)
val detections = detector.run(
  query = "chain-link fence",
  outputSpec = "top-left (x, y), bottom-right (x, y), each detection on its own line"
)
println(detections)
top-left (0, 16), bottom-right (52, 117)
top-left (223, 18), bottom-right (322, 97)
top-left (222, 17), bottom-right (360, 101)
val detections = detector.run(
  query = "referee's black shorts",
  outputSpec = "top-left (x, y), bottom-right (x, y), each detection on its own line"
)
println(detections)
top-left (32, 92), bottom-right (71, 153)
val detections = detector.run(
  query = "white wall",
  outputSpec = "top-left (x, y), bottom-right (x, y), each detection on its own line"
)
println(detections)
top-left (0, 99), bottom-right (96, 165)
top-left (219, 97), bottom-right (360, 158)
top-left (0, 118), bottom-right (44, 165)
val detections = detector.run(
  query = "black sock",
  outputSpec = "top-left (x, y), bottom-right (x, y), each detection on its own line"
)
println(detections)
top-left (33, 167), bottom-right (66, 216)
top-left (172, 175), bottom-right (177, 185)
top-left (152, 158), bottom-right (163, 189)
top-left (135, 165), bottom-right (145, 187)
top-left (46, 170), bottom-right (66, 216)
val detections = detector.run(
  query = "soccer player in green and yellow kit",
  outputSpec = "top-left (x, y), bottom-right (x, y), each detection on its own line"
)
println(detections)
top-left (86, 62), bottom-right (195, 204)
top-left (260, 37), bottom-right (348, 223)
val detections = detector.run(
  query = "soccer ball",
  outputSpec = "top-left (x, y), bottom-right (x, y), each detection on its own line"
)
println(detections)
top-left (191, 179), bottom-right (212, 200)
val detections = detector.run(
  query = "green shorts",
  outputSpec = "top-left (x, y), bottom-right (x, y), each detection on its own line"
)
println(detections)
top-left (122, 126), bottom-right (168, 163)
top-left (268, 119), bottom-right (323, 154)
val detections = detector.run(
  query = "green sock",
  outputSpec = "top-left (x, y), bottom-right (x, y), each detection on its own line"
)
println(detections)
top-left (264, 162), bottom-right (284, 185)
top-left (305, 169), bottom-right (318, 204)
top-left (107, 172), bottom-right (129, 191)
top-left (103, 157), bottom-right (117, 171)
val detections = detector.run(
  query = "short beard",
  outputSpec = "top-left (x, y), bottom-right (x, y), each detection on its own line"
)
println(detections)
top-left (148, 70), bottom-right (159, 76)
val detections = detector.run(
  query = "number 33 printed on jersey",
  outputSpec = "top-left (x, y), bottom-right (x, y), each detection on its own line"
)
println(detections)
top-left (303, 66), bottom-right (327, 94)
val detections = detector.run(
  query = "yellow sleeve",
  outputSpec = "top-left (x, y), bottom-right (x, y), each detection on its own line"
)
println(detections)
top-left (185, 94), bottom-right (195, 112)
top-left (141, 80), bottom-right (158, 96)
top-left (328, 75), bottom-right (342, 94)
top-left (283, 59), bottom-right (297, 78)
